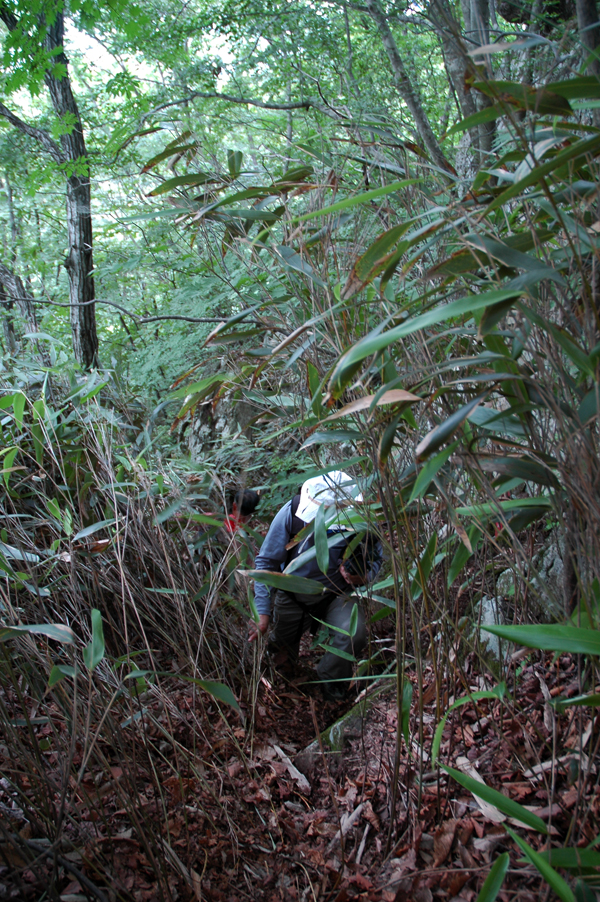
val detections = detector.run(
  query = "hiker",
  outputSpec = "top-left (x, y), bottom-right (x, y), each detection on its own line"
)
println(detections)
top-left (248, 471), bottom-right (383, 701)
top-left (224, 488), bottom-right (260, 534)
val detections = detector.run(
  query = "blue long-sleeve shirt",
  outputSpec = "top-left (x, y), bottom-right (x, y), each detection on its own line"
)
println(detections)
top-left (253, 500), bottom-right (383, 616)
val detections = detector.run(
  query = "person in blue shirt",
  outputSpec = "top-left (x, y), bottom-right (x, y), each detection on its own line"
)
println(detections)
top-left (248, 471), bottom-right (383, 701)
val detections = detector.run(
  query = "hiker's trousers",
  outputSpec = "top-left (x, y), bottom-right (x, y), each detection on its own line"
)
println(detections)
top-left (270, 589), bottom-right (367, 692)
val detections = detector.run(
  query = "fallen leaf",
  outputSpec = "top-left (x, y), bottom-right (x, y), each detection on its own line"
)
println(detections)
top-left (433, 819), bottom-right (457, 867)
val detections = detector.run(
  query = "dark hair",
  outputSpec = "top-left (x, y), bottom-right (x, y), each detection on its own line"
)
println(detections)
top-left (230, 489), bottom-right (260, 516)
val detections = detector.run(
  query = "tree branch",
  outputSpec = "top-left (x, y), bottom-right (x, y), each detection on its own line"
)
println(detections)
top-left (0, 102), bottom-right (66, 164)
top-left (10, 294), bottom-right (285, 330)
top-left (364, 0), bottom-right (454, 174)
top-left (140, 91), bottom-right (348, 125)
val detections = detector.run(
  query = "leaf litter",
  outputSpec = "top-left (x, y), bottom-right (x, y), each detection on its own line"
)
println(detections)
top-left (2, 625), bottom-right (599, 902)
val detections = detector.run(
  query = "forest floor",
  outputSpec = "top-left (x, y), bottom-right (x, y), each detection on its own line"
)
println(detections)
top-left (3, 633), bottom-right (596, 902)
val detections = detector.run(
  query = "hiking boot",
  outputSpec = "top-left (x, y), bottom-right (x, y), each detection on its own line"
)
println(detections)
top-left (320, 682), bottom-right (348, 703)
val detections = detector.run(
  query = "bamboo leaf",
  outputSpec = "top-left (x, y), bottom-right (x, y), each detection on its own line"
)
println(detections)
top-left (318, 643), bottom-right (356, 661)
top-left (329, 290), bottom-right (520, 396)
top-left (83, 609), bottom-right (105, 671)
top-left (291, 178), bottom-right (422, 224)
top-left (242, 570), bottom-right (324, 595)
top-left (48, 664), bottom-right (78, 687)
top-left (341, 222), bottom-right (414, 298)
top-left (538, 848), bottom-right (600, 869)
top-left (485, 134), bottom-right (600, 215)
top-left (0, 622), bottom-right (76, 644)
top-left (314, 503), bottom-right (329, 576)
top-left (2, 447), bottom-right (18, 489)
top-left (416, 394), bottom-right (488, 461)
top-left (409, 441), bottom-right (458, 502)
top-left (72, 519), bottom-right (117, 541)
top-left (483, 624), bottom-right (600, 656)
top-left (227, 149), bottom-right (243, 178)
top-left (349, 603), bottom-right (358, 638)
top-left (378, 411), bottom-right (404, 470)
top-left (13, 392), bottom-right (26, 429)
top-left (301, 429), bottom-right (365, 449)
top-left (476, 853), bottom-right (510, 902)
top-left (321, 389), bottom-right (421, 423)
top-left (147, 172), bottom-right (218, 196)
top-left (183, 678), bottom-right (240, 712)
top-left (442, 765), bottom-right (548, 833)
top-left (507, 828), bottom-right (575, 902)
top-left (446, 105), bottom-right (508, 138)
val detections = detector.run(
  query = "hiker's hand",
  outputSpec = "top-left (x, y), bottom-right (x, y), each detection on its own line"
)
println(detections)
top-left (248, 614), bottom-right (270, 642)
top-left (340, 563), bottom-right (366, 587)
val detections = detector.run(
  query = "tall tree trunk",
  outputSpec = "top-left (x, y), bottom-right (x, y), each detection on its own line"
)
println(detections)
top-left (365, 0), bottom-right (453, 173)
top-left (0, 260), bottom-right (52, 365)
top-left (0, 3), bottom-right (99, 369)
top-left (429, 0), bottom-right (478, 122)
top-left (429, 0), bottom-right (495, 166)
top-left (0, 284), bottom-right (18, 353)
top-left (0, 261), bottom-right (40, 332)
top-left (576, 0), bottom-right (600, 77)
top-left (43, 12), bottom-right (98, 369)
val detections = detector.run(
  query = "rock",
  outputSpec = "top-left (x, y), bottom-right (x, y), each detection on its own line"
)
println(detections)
top-left (294, 701), bottom-right (370, 775)
top-left (476, 595), bottom-right (505, 660)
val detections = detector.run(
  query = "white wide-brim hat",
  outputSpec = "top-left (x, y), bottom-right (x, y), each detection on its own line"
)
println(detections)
top-left (295, 470), bottom-right (362, 523)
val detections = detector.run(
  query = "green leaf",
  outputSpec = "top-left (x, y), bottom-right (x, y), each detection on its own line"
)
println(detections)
top-left (124, 669), bottom-right (239, 711)
top-left (142, 143), bottom-right (198, 171)
top-left (476, 455), bottom-right (559, 488)
top-left (541, 75), bottom-right (600, 101)
top-left (48, 664), bottom-right (77, 687)
top-left (476, 853), bottom-right (510, 902)
top-left (227, 149), bottom-right (243, 179)
top-left (147, 172), bottom-right (218, 196)
top-left (468, 406), bottom-right (527, 437)
top-left (318, 643), bottom-right (356, 661)
top-left (242, 570), bottom-right (324, 595)
top-left (473, 80), bottom-right (574, 116)
top-left (31, 423), bottom-right (44, 466)
top-left (409, 441), bottom-right (458, 501)
top-left (349, 603), bottom-right (359, 638)
top-left (378, 411), bottom-right (404, 469)
top-left (72, 519), bottom-right (117, 541)
top-left (507, 827), bottom-right (575, 902)
top-left (411, 532), bottom-right (438, 600)
top-left (416, 395), bottom-right (488, 461)
top-left (442, 765), bottom-right (548, 833)
top-left (0, 623), bottom-right (76, 644)
top-left (329, 289), bottom-right (521, 396)
top-left (184, 678), bottom-right (240, 712)
top-left (399, 680), bottom-right (413, 748)
top-left (301, 429), bottom-right (365, 449)
top-left (169, 373), bottom-right (234, 400)
top-left (274, 245), bottom-right (326, 288)
top-left (2, 447), bottom-right (18, 489)
top-left (448, 526), bottom-right (482, 586)
top-left (539, 847), bottom-right (600, 869)
top-left (553, 693), bottom-right (600, 712)
top-left (291, 178), bottom-right (423, 224)
top-left (446, 105), bottom-right (508, 138)
top-left (314, 503), bottom-right (329, 576)
top-left (483, 624), bottom-right (600, 656)
top-left (83, 609), bottom-right (105, 671)
top-left (46, 498), bottom-right (61, 520)
top-left (13, 391), bottom-right (26, 429)
top-left (341, 222), bottom-right (414, 299)
top-left (485, 134), bottom-right (600, 215)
